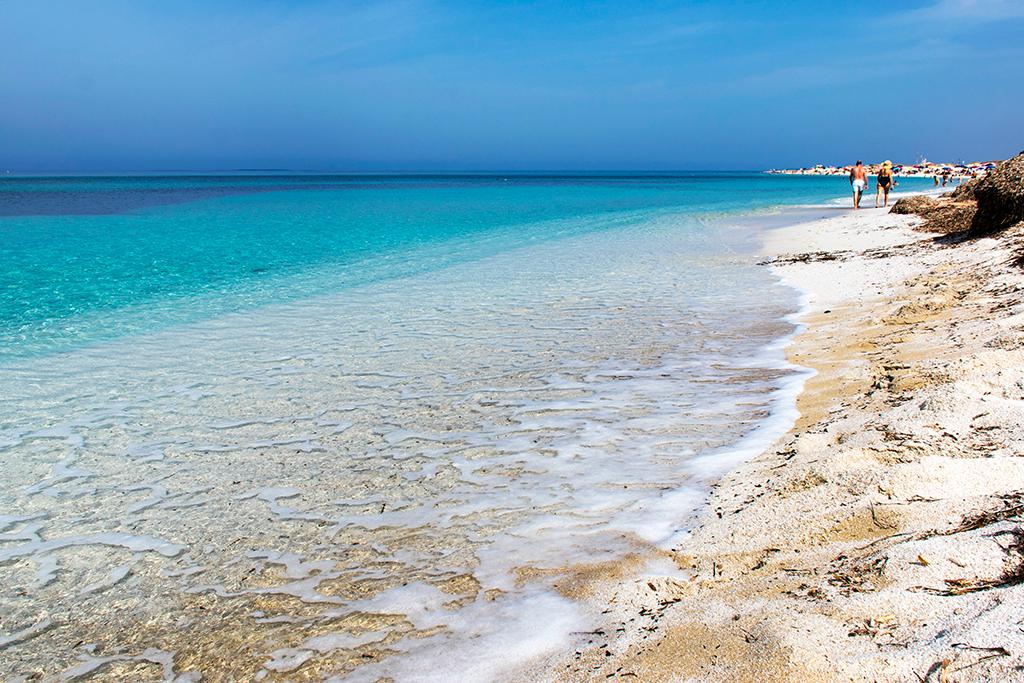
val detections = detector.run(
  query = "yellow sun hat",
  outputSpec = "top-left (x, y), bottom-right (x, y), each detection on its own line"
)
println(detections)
top-left (882, 160), bottom-right (892, 168)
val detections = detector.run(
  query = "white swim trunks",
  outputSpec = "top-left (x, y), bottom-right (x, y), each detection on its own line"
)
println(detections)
top-left (853, 179), bottom-right (865, 192)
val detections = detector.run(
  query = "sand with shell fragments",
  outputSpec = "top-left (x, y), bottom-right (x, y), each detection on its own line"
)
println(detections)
top-left (539, 206), bottom-right (1024, 682)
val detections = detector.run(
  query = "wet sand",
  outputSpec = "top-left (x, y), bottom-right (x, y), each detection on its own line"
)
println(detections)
top-left (539, 206), bottom-right (1024, 682)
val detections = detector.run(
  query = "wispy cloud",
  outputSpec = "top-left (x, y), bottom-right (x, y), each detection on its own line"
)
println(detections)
top-left (631, 21), bottom-right (721, 47)
top-left (900, 0), bottom-right (1024, 22)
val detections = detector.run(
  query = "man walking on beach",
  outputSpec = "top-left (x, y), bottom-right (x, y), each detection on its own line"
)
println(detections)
top-left (849, 160), bottom-right (868, 210)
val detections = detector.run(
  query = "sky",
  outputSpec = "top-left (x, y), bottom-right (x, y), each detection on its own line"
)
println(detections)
top-left (1, 0), bottom-right (1022, 171)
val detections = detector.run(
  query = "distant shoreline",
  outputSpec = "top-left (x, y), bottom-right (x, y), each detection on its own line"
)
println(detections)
top-left (767, 159), bottom-right (997, 179)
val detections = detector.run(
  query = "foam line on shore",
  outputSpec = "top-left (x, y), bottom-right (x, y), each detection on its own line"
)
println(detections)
top-left (543, 196), bottom-right (1024, 681)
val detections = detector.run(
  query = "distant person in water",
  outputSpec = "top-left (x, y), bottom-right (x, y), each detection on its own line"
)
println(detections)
top-left (849, 160), bottom-right (868, 209)
top-left (875, 160), bottom-right (895, 208)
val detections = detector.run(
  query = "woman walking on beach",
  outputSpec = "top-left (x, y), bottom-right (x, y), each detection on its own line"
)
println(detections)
top-left (875, 160), bottom-right (895, 208)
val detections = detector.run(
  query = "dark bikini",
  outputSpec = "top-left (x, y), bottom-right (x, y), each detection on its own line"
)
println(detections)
top-left (878, 171), bottom-right (893, 189)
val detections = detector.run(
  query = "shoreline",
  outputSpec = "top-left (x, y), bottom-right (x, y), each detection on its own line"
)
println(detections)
top-left (0, 182), bottom-right (833, 682)
top-left (539, 201), bottom-right (1024, 680)
top-left (5, 177), bottom-right (1021, 680)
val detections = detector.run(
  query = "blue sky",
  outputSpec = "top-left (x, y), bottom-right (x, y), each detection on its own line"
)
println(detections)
top-left (1, 0), bottom-right (1021, 171)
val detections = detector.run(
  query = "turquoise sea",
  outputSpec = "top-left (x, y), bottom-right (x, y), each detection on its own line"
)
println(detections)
top-left (1, 173), bottom-right (931, 360)
top-left (0, 173), bottom-right (933, 680)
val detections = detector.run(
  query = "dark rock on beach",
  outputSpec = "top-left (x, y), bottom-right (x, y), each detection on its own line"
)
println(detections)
top-left (890, 195), bottom-right (937, 215)
top-left (890, 152), bottom-right (1023, 237)
top-left (890, 194), bottom-right (976, 234)
top-left (949, 176), bottom-right (979, 201)
top-left (926, 201), bottom-right (978, 234)
top-left (970, 151), bottom-right (1024, 236)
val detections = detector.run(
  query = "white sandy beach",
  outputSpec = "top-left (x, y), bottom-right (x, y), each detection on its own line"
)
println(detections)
top-left (541, 204), bottom-right (1024, 681)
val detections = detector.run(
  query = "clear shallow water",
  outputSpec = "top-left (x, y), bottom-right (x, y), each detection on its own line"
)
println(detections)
top-left (0, 174), bottom-right (932, 681)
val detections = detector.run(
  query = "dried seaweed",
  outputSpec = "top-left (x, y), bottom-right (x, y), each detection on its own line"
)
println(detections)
top-left (937, 493), bottom-right (1024, 536)
top-left (919, 527), bottom-right (1024, 596)
top-left (759, 251), bottom-right (848, 266)
top-left (829, 556), bottom-right (888, 595)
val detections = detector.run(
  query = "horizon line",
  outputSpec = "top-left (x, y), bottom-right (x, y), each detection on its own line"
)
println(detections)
top-left (2, 168), bottom-right (775, 177)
